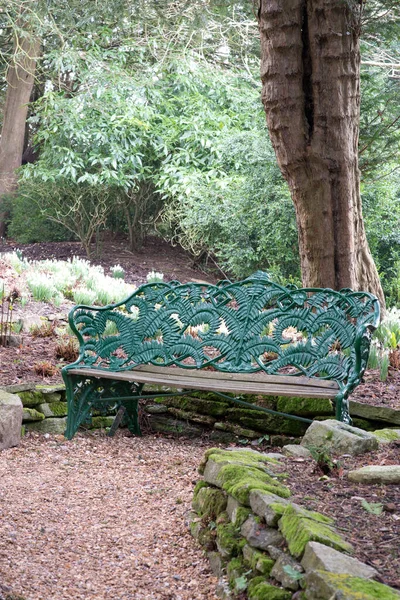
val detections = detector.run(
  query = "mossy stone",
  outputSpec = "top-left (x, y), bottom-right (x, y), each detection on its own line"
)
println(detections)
top-left (88, 416), bottom-right (115, 429)
top-left (155, 394), bottom-right (229, 416)
top-left (22, 407), bottom-right (45, 422)
top-left (201, 448), bottom-right (290, 505)
top-left (227, 556), bottom-right (248, 593)
top-left (216, 463), bottom-right (290, 506)
top-left (37, 401), bottom-right (68, 418)
top-left (247, 576), bottom-right (292, 600)
top-left (279, 506), bottom-right (353, 558)
top-left (26, 417), bottom-right (67, 434)
top-left (213, 421), bottom-right (261, 439)
top-left (276, 397), bottom-right (333, 417)
top-left (167, 407), bottom-right (216, 426)
top-left (216, 522), bottom-right (246, 558)
top-left (18, 391), bottom-right (44, 407)
top-left (192, 486), bottom-right (227, 518)
top-left (225, 408), bottom-right (308, 436)
top-left (232, 506), bottom-right (251, 528)
top-left (372, 428), bottom-right (400, 444)
top-left (242, 545), bottom-right (275, 576)
top-left (304, 570), bottom-right (400, 599)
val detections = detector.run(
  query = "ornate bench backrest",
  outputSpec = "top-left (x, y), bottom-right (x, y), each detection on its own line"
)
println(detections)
top-left (68, 272), bottom-right (380, 391)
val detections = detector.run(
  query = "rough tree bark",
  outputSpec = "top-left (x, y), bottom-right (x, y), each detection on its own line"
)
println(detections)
top-left (258, 0), bottom-right (385, 306)
top-left (0, 27), bottom-right (40, 237)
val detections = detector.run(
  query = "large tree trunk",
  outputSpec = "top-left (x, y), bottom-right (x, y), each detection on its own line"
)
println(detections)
top-left (258, 0), bottom-right (385, 307)
top-left (0, 28), bottom-right (40, 236)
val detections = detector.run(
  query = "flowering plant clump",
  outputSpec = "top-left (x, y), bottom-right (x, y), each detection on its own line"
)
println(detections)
top-left (146, 270), bottom-right (164, 284)
top-left (110, 265), bottom-right (125, 279)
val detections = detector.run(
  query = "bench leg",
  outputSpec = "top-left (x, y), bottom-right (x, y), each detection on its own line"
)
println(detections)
top-left (120, 399), bottom-right (141, 436)
top-left (63, 373), bottom-right (96, 440)
top-left (335, 392), bottom-right (352, 425)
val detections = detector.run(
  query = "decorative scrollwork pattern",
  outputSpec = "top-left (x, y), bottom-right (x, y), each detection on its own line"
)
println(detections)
top-left (66, 272), bottom-right (380, 400)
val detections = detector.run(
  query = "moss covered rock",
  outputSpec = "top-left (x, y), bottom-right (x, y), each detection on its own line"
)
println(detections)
top-left (216, 522), bottom-right (246, 558)
top-left (247, 577), bottom-right (292, 600)
top-left (276, 397), bottom-right (333, 417)
top-left (22, 407), bottom-right (45, 422)
top-left (26, 417), bottom-right (67, 434)
top-left (279, 505), bottom-right (353, 558)
top-left (372, 428), bottom-right (400, 444)
top-left (155, 394), bottom-right (229, 416)
top-left (37, 402), bottom-right (68, 418)
top-left (167, 407), bottom-right (216, 426)
top-left (17, 391), bottom-right (44, 407)
top-left (242, 545), bottom-right (275, 576)
top-left (213, 422), bottom-right (261, 439)
top-left (201, 449), bottom-right (290, 505)
top-left (192, 485), bottom-right (227, 518)
top-left (225, 408), bottom-right (308, 436)
top-left (304, 570), bottom-right (400, 599)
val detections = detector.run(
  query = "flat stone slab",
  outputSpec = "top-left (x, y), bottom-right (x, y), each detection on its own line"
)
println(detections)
top-left (0, 390), bottom-right (23, 450)
top-left (301, 419), bottom-right (378, 456)
top-left (349, 400), bottom-right (400, 426)
top-left (282, 444), bottom-right (312, 458)
top-left (301, 541), bottom-right (377, 579)
top-left (26, 417), bottom-right (67, 435)
top-left (348, 465), bottom-right (400, 484)
top-left (304, 570), bottom-right (400, 599)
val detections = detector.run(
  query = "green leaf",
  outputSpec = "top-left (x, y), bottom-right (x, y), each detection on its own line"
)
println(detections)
top-left (360, 499), bottom-right (383, 515)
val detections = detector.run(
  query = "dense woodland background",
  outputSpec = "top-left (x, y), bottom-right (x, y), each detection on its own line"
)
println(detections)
top-left (0, 1), bottom-right (400, 303)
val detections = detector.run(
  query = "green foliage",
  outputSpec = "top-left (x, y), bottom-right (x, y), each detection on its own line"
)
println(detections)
top-left (360, 498), bottom-right (383, 516)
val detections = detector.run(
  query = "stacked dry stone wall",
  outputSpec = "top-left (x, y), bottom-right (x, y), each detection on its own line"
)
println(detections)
top-left (190, 447), bottom-right (400, 600)
top-left (2, 382), bottom-right (400, 441)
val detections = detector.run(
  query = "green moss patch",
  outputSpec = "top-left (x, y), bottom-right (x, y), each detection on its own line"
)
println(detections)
top-left (247, 577), bottom-right (292, 600)
top-left (270, 503), bottom-right (333, 525)
top-left (192, 486), bottom-right (227, 518)
top-left (372, 428), bottom-right (400, 444)
top-left (155, 395), bottom-right (229, 416)
top-left (276, 397), bottom-right (333, 417)
top-left (305, 571), bottom-right (400, 599)
top-left (18, 391), bottom-right (44, 407)
top-left (22, 407), bottom-right (45, 422)
top-left (279, 506), bottom-right (353, 558)
top-left (225, 408), bottom-right (308, 436)
top-left (218, 464), bottom-right (290, 505)
top-left (216, 522), bottom-right (246, 558)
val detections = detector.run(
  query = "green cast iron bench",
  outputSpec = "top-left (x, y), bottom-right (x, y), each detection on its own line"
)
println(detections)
top-left (62, 272), bottom-right (380, 440)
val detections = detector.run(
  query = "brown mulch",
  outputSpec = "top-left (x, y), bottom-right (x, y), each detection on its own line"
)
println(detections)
top-left (0, 432), bottom-right (218, 600)
top-left (282, 442), bottom-right (400, 590)
top-left (351, 368), bottom-right (400, 410)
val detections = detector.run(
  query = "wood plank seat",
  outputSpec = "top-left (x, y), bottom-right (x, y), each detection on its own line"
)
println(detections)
top-left (67, 365), bottom-right (339, 398)
top-left (62, 271), bottom-right (380, 440)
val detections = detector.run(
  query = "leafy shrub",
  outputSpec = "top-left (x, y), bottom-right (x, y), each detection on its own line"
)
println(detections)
top-left (8, 185), bottom-right (72, 243)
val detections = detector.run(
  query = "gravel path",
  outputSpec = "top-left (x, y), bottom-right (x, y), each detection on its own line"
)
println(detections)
top-left (0, 433), bottom-right (218, 600)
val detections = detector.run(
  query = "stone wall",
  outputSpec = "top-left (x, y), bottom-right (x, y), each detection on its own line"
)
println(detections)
top-left (1, 382), bottom-right (400, 442)
top-left (190, 448), bottom-right (400, 600)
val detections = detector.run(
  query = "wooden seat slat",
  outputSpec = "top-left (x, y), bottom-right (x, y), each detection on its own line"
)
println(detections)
top-left (132, 364), bottom-right (339, 390)
top-left (68, 367), bottom-right (337, 399)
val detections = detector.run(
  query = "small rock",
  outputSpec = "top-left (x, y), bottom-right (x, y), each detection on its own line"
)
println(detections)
top-left (301, 541), bottom-right (377, 579)
top-left (348, 465), bottom-right (400, 484)
top-left (240, 515), bottom-right (284, 550)
top-left (0, 391), bottom-right (23, 450)
top-left (215, 577), bottom-right (233, 599)
top-left (282, 444), bottom-right (312, 458)
top-left (301, 419), bottom-right (378, 456)
top-left (249, 490), bottom-right (290, 526)
top-left (270, 553), bottom-right (303, 591)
